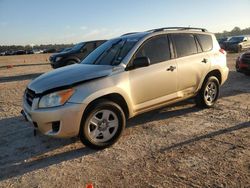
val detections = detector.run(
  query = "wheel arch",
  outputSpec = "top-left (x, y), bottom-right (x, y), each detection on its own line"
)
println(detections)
top-left (203, 69), bottom-right (222, 85)
top-left (82, 93), bottom-right (130, 121)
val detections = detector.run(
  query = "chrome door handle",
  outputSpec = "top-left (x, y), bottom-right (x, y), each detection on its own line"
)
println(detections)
top-left (167, 66), bottom-right (176, 72)
top-left (201, 58), bottom-right (208, 63)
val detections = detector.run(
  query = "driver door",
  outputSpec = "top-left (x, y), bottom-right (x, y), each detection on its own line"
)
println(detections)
top-left (128, 35), bottom-right (178, 112)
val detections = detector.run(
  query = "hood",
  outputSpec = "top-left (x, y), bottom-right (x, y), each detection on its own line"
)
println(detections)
top-left (28, 64), bottom-right (114, 94)
top-left (51, 49), bottom-right (75, 57)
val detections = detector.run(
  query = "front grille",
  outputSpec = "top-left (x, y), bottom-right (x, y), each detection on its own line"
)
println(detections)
top-left (25, 88), bottom-right (36, 106)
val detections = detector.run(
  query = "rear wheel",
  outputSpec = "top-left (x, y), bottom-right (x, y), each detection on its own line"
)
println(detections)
top-left (195, 76), bottom-right (220, 108)
top-left (79, 100), bottom-right (126, 149)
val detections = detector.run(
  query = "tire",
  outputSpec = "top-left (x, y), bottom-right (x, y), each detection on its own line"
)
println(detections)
top-left (79, 99), bottom-right (126, 149)
top-left (195, 76), bottom-right (220, 108)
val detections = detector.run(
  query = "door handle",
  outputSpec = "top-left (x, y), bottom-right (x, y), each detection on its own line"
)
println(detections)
top-left (166, 66), bottom-right (176, 72)
top-left (201, 58), bottom-right (208, 63)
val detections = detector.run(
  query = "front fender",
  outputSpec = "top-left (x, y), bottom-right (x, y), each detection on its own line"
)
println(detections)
top-left (69, 76), bottom-right (134, 118)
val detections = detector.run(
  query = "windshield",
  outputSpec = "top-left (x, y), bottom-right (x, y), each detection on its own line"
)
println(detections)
top-left (229, 37), bottom-right (244, 42)
top-left (71, 42), bottom-right (85, 51)
top-left (81, 38), bottom-right (139, 66)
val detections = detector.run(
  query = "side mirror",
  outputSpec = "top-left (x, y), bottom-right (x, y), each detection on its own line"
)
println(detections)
top-left (132, 56), bottom-right (150, 69)
top-left (243, 39), bottom-right (247, 42)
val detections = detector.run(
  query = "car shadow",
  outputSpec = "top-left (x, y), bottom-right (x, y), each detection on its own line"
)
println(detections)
top-left (0, 73), bottom-right (43, 83)
top-left (127, 99), bottom-right (200, 128)
top-left (0, 116), bottom-right (96, 181)
top-left (159, 121), bottom-right (250, 152)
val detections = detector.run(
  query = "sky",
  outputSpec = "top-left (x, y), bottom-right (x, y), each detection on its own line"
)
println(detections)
top-left (0, 0), bottom-right (250, 45)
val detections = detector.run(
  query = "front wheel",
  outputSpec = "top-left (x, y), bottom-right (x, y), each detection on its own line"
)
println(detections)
top-left (195, 76), bottom-right (220, 108)
top-left (79, 100), bottom-right (126, 149)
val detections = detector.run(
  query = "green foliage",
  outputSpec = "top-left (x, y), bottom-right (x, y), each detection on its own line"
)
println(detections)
top-left (215, 27), bottom-right (250, 39)
top-left (0, 44), bottom-right (74, 53)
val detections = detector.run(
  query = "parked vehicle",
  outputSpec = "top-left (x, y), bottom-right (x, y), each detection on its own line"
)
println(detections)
top-left (224, 35), bottom-right (250, 52)
top-left (49, 40), bottom-right (106, 69)
top-left (14, 50), bottom-right (26, 55)
top-left (5, 50), bottom-right (15, 56)
top-left (22, 27), bottom-right (229, 149)
top-left (0, 51), bottom-right (6, 56)
top-left (33, 49), bottom-right (44, 54)
top-left (26, 50), bottom-right (34, 54)
top-left (236, 50), bottom-right (250, 75)
top-left (217, 37), bottom-right (231, 49)
top-left (43, 48), bottom-right (57, 53)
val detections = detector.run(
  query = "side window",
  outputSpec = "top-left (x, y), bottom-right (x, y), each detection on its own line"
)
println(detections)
top-left (196, 34), bottom-right (213, 52)
top-left (83, 43), bottom-right (94, 52)
top-left (136, 35), bottom-right (170, 64)
top-left (172, 34), bottom-right (198, 57)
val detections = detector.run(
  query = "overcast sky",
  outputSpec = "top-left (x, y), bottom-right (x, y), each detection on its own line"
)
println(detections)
top-left (0, 0), bottom-right (250, 45)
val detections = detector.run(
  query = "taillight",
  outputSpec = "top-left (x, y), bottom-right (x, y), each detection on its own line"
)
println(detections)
top-left (219, 49), bottom-right (226, 55)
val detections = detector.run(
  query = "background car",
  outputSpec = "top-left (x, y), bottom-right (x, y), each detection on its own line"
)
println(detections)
top-left (236, 50), bottom-right (250, 75)
top-left (217, 37), bottom-right (231, 49)
top-left (49, 40), bottom-right (106, 69)
top-left (43, 48), bottom-right (57, 53)
top-left (14, 50), bottom-right (26, 55)
top-left (224, 35), bottom-right (250, 52)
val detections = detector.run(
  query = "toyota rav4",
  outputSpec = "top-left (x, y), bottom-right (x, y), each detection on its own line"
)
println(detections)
top-left (22, 27), bottom-right (229, 149)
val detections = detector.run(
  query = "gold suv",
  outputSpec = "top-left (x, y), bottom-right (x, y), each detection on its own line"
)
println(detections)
top-left (22, 27), bottom-right (229, 149)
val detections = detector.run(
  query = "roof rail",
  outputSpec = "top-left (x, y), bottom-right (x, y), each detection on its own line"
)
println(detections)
top-left (121, 32), bottom-right (138, 36)
top-left (148, 27), bottom-right (208, 33)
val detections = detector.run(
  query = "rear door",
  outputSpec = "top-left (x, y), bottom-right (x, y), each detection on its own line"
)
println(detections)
top-left (171, 33), bottom-right (211, 95)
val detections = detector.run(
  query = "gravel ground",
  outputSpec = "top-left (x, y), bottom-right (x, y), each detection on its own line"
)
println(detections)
top-left (0, 53), bottom-right (249, 188)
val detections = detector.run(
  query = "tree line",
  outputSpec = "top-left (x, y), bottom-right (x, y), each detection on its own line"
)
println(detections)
top-left (0, 43), bottom-right (73, 53)
top-left (215, 26), bottom-right (250, 39)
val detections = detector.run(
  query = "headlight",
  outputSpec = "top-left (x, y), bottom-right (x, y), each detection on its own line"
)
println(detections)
top-left (39, 88), bottom-right (75, 108)
top-left (55, 57), bottom-right (62, 62)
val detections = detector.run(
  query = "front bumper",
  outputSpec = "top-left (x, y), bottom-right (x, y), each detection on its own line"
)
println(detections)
top-left (22, 98), bottom-right (86, 138)
top-left (238, 63), bottom-right (250, 73)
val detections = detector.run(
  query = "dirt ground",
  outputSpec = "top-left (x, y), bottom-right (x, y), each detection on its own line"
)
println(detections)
top-left (0, 53), bottom-right (249, 188)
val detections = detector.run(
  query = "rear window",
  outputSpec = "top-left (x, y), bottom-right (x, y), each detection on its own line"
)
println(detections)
top-left (197, 34), bottom-right (213, 52)
top-left (172, 34), bottom-right (197, 57)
